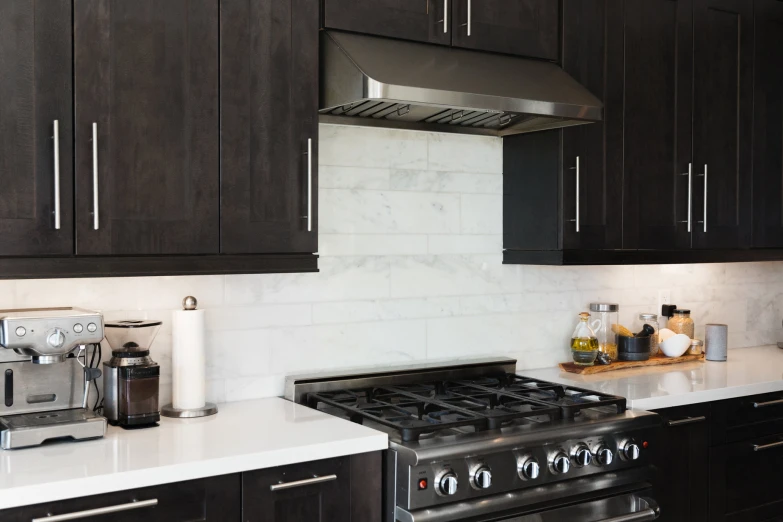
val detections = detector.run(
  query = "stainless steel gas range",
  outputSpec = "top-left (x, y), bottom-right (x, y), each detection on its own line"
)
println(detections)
top-left (285, 358), bottom-right (662, 522)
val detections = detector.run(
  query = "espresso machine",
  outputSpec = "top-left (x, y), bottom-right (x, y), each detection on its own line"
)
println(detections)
top-left (103, 320), bottom-right (161, 428)
top-left (0, 308), bottom-right (107, 449)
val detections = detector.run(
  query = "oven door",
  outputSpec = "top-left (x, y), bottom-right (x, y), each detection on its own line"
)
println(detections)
top-left (395, 488), bottom-right (660, 522)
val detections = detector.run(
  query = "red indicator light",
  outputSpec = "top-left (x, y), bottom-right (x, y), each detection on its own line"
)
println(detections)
top-left (642, 441), bottom-right (649, 449)
top-left (418, 479), bottom-right (428, 490)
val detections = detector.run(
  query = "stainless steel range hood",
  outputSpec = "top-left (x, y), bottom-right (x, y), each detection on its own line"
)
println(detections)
top-left (320, 31), bottom-right (603, 137)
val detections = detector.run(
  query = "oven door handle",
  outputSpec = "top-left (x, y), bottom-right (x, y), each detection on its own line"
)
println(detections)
top-left (595, 497), bottom-right (660, 522)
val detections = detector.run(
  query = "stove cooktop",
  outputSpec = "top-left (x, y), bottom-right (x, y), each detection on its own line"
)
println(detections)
top-left (307, 374), bottom-right (627, 442)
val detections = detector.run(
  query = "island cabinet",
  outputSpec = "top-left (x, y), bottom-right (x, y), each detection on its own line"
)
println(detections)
top-left (0, 453), bottom-right (383, 522)
top-left (0, 0), bottom-right (319, 278)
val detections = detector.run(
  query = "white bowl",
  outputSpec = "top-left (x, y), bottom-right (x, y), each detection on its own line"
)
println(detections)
top-left (660, 333), bottom-right (691, 358)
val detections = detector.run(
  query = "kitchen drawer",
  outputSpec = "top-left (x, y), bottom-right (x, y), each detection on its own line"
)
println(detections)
top-left (0, 474), bottom-right (240, 522)
top-left (712, 391), bottom-right (783, 444)
top-left (709, 433), bottom-right (783, 522)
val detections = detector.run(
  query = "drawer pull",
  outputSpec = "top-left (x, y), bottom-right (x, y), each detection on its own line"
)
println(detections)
top-left (32, 498), bottom-right (157, 521)
top-left (270, 474), bottom-right (337, 491)
top-left (752, 398), bottom-right (783, 408)
top-left (666, 416), bottom-right (707, 427)
top-left (753, 440), bottom-right (783, 452)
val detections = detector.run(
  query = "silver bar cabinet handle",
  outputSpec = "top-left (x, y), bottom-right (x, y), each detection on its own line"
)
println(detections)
top-left (270, 474), bottom-right (337, 491)
top-left (92, 123), bottom-right (99, 230)
top-left (467, 0), bottom-right (472, 36)
top-left (595, 497), bottom-right (660, 522)
top-left (443, 0), bottom-right (448, 33)
top-left (31, 499), bottom-right (158, 522)
top-left (307, 138), bottom-right (313, 232)
top-left (753, 398), bottom-right (783, 408)
top-left (702, 164), bottom-right (707, 233)
top-left (678, 163), bottom-right (692, 232)
top-left (568, 157), bottom-right (580, 232)
top-left (53, 120), bottom-right (61, 230)
top-left (666, 416), bottom-right (706, 427)
top-left (753, 440), bottom-right (783, 452)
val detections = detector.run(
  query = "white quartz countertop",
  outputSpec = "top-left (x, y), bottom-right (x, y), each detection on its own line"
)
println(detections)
top-left (523, 345), bottom-right (783, 411)
top-left (0, 397), bottom-right (387, 510)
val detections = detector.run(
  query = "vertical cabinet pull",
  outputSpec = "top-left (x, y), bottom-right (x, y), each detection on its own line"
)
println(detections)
top-left (304, 138), bottom-right (313, 232)
top-left (568, 157), bottom-right (580, 232)
top-left (92, 123), bottom-right (100, 230)
top-left (443, 0), bottom-right (448, 33)
top-left (679, 163), bottom-right (692, 232)
top-left (53, 120), bottom-right (61, 230)
top-left (697, 164), bottom-right (707, 233)
top-left (467, 0), bottom-right (472, 36)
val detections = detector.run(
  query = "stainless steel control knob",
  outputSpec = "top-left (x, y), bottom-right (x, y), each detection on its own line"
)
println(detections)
top-left (572, 444), bottom-right (593, 467)
top-left (551, 452), bottom-right (571, 474)
top-left (517, 456), bottom-right (541, 480)
top-left (595, 446), bottom-right (614, 466)
top-left (47, 329), bottom-right (65, 348)
top-left (622, 442), bottom-right (641, 461)
top-left (473, 467), bottom-right (492, 489)
top-left (438, 473), bottom-right (459, 496)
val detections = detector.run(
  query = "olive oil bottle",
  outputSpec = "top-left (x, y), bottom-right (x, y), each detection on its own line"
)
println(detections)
top-left (571, 312), bottom-right (599, 366)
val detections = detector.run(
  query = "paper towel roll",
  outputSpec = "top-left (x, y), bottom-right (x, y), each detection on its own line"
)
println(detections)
top-left (172, 307), bottom-right (206, 410)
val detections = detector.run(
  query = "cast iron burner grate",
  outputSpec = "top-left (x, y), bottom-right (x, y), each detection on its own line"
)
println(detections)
top-left (307, 382), bottom-right (562, 442)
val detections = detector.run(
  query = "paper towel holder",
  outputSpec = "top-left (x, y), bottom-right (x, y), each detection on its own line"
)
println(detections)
top-left (162, 296), bottom-right (218, 419)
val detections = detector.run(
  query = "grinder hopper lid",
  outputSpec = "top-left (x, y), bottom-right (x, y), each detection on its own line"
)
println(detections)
top-left (104, 320), bottom-right (162, 352)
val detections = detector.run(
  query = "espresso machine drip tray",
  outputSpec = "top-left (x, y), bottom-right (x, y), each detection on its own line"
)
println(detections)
top-left (0, 408), bottom-right (106, 449)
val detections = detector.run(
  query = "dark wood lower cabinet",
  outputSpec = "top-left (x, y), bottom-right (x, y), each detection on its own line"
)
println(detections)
top-left (652, 404), bottom-right (710, 522)
top-left (0, 474), bottom-right (241, 522)
top-left (0, 453), bottom-right (381, 522)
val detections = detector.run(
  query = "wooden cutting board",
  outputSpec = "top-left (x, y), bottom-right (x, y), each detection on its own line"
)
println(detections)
top-left (559, 353), bottom-right (705, 374)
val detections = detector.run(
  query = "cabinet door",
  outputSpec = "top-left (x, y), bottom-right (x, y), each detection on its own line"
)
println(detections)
top-left (243, 457), bottom-right (350, 522)
top-left (652, 404), bottom-right (710, 522)
top-left (752, 0), bottom-right (783, 248)
top-left (221, 0), bottom-right (318, 254)
top-left (323, 0), bottom-right (450, 46)
top-left (0, 0), bottom-right (73, 256)
top-left (622, 0), bottom-right (693, 250)
top-left (691, 0), bottom-right (753, 249)
top-left (561, 0), bottom-right (623, 250)
top-left (451, 0), bottom-right (558, 60)
top-left (73, 0), bottom-right (220, 255)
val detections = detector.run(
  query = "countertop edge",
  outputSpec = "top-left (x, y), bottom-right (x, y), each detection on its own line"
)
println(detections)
top-left (631, 379), bottom-right (783, 411)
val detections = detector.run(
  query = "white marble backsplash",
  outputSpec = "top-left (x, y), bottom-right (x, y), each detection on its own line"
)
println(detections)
top-left (2, 124), bottom-right (782, 404)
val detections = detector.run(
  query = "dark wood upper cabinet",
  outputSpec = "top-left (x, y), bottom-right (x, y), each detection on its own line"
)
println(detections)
top-left (73, 0), bottom-right (220, 256)
top-left (752, 0), bottom-right (783, 248)
top-left (561, 0), bottom-right (623, 251)
top-left (451, 0), bottom-right (559, 60)
top-left (221, 0), bottom-right (318, 254)
top-left (0, 0), bottom-right (73, 256)
top-left (691, 0), bottom-right (753, 250)
top-left (622, 0), bottom-right (693, 251)
top-left (323, 0), bottom-right (450, 45)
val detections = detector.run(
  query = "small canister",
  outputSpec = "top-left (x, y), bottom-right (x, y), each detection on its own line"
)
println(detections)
top-left (635, 313), bottom-right (660, 356)
top-left (687, 338), bottom-right (704, 356)
top-left (668, 309), bottom-right (695, 338)
top-left (589, 303), bottom-right (619, 362)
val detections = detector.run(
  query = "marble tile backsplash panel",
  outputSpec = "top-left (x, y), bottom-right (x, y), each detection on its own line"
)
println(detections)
top-left (3, 124), bottom-right (782, 404)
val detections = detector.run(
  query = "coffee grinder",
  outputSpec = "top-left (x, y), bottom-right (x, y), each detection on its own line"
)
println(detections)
top-left (103, 320), bottom-right (161, 428)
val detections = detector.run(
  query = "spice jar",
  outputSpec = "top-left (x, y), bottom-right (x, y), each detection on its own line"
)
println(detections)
top-left (687, 338), bottom-right (704, 355)
top-left (668, 309), bottom-right (695, 338)
top-left (589, 303), bottom-right (619, 362)
top-left (635, 313), bottom-right (660, 356)
top-left (571, 312), bottom-right (599, 366)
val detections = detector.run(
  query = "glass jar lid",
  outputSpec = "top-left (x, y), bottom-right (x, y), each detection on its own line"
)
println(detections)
top-left (639, 313), bottom-right (658, 321)
top-left (673, 309), bottom-right (691, 315)
top-left (589, 303), bottom-right (619, 312)
top-left (690, 339), bottom-right (704, 346)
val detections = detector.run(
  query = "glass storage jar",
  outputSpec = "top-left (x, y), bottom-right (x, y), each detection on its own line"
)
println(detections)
top-left (589, 303), bottom-right (619, 362)
top-left (634, 313), bottom-right (660, 356)
top-left (668, 309), bottom-right (695, 338)
top-left (571, 312), bottom-right (599, 366)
